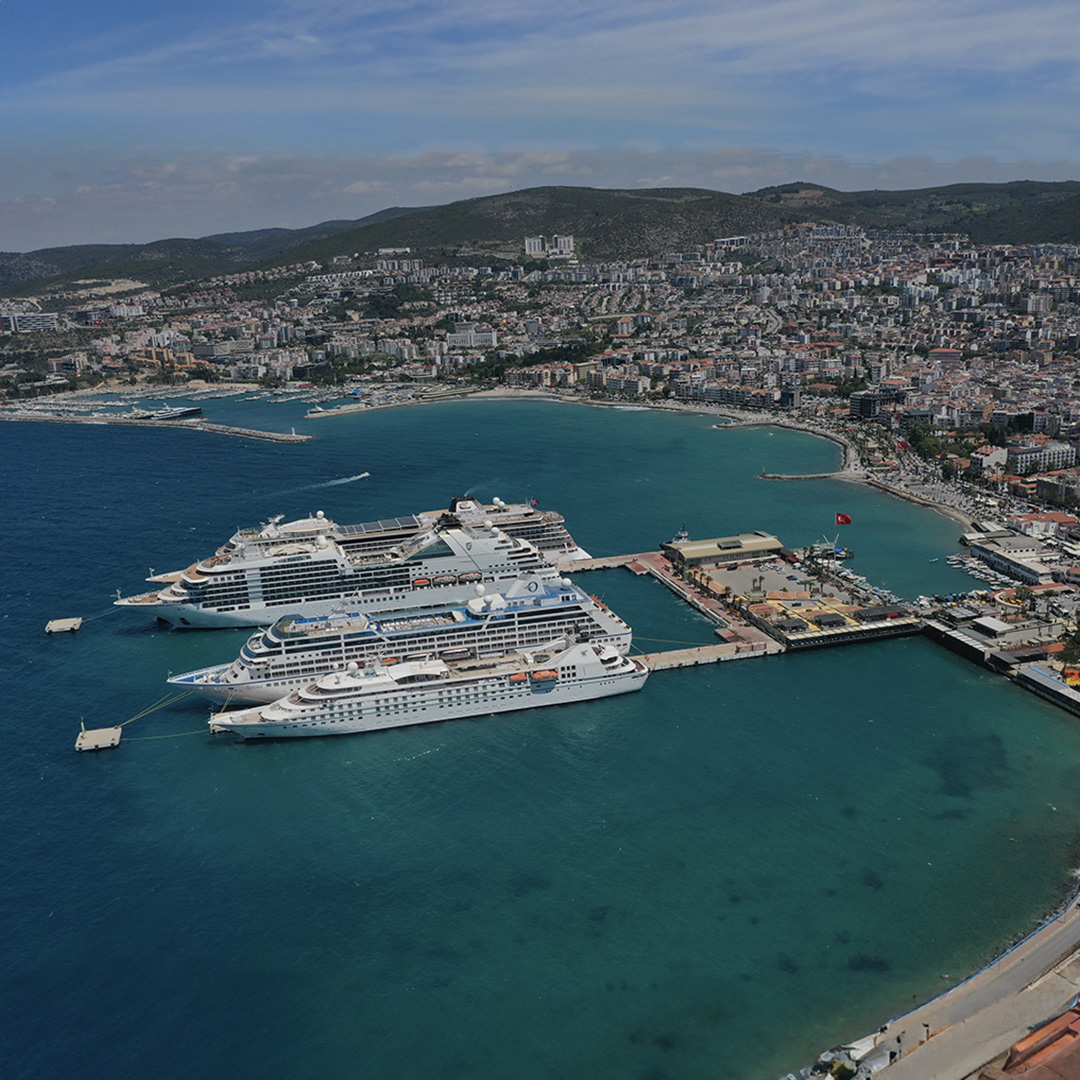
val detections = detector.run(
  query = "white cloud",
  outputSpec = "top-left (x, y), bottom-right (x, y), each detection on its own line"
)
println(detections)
top-left (2, 146), bottom-right (1078, 251)
top-left (3, 0), bottom-right (1080, 246)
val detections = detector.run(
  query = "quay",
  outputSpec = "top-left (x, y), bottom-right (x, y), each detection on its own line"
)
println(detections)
top-left (565, 547), bottom-right (785, 655)
top-left (565, 534), bottom-right (920, 656)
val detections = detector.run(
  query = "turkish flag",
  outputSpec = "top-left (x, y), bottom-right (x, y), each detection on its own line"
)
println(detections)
top-left (835, 513), bottom-right (852, 525)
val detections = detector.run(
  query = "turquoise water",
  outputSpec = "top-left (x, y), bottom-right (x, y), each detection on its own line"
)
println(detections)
top-left (5, 398), bottom-right (1080, 1080)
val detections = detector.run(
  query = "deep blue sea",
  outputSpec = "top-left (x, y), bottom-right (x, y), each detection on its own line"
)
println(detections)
top-left (6, 397), bottom-right (1080, 1080)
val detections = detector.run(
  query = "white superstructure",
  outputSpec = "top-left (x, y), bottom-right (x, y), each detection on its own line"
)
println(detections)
top-left (214, 496), bottom-right (589, 566)
top-left (168, 575), bottom-right (632, 703)
top-left (117, 522), bottom-right (558, 628)
top-left (209, 641), bottom-right (648, 740)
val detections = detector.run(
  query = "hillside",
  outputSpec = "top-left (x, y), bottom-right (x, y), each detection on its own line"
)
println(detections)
top-left (751, 180), bottom-right (1080, 241)
top-left (269, 187), bottom-right (784, 266)
top-left (9, 180), bottom-right (1080, 296)
top-left (0, 207), bottom-right (429, 293)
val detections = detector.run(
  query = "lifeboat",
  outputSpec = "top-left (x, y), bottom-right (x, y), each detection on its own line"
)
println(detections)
top-left (458, 572), bottom-right (482, 583)
top-left (530, 670), bottom-right (558, 681)
top-left (412, 578), bottom-right (431, 587)
top-left (508, 672), bottom-right (528, 682)
top-left (380, 657), bottom-right (399, 665)
top-left (432, 575), bottom-right (456, 585)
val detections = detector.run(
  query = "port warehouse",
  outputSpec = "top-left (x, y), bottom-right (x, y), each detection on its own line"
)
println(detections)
top-left (660, 531), bottom-right (787, 567)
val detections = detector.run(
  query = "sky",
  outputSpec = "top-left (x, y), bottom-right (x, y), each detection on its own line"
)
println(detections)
top-left (2, 0), bottom-right (1079, 250)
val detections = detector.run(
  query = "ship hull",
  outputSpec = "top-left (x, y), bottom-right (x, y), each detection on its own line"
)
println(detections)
top-left (213, 664), bottom-right (647, 739)
top-left (124, 579), bottom-right (521, 629)
top-left (172, 627), bottom-right (634, 703)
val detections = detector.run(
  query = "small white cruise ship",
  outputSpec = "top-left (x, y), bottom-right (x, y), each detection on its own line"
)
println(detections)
top-left (117, 522), bottom-right (559, 628)
top-left (168, 575), bottom-right (632, 703)
top-left (208, 641), bottom-right (649, 740)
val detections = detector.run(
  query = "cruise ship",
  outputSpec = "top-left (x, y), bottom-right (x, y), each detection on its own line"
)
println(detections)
top-left (117, 522), bottom-right (559, 628)
top-left (215, 496), bottom-right (589, 568)
top-left (167, 575), bottom-right (632, 703)
top-left (208, 640), bottom-right (649, 740)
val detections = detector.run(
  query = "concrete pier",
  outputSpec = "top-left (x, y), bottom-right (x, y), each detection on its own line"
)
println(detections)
top-left (641, 641), bottom-right (774, 670)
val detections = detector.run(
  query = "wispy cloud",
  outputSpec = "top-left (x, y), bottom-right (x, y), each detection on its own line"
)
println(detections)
top-left (4, 147), bottom-right (1079, 250)
top-left (2, 0), bottom-right (1079, 247)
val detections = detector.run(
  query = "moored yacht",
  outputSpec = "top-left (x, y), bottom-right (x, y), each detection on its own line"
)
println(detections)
top-left (208, 640), bottom-right (648, 740)
top-left (168, 575), bottom-right (632, 703)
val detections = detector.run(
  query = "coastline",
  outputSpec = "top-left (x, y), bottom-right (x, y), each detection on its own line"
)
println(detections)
top-left (8, 383), bottom-right (980, 532)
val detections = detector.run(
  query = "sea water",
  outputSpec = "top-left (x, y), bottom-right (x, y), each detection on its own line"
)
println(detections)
top-left (5, 398), bottom-right (1080, 1080)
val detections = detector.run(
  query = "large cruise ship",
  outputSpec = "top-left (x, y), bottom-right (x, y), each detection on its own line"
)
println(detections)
top-left (167, 575), bottom-right (632, 703)
top-left (213, 496), bottom-right (589, 568)
top-left (117, 522), bottom-right (559, 628)
top-left (208, 640), bottom-right (649, 740)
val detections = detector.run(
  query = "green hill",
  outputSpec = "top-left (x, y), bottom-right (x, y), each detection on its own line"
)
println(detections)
top-left (9, 180), bottom-right (1080, 297)
top-left (269, 186), bottom-right (784, 266)
top-left (750, 180), bottom-right (1080, 240)
top-left (0, 208), bottom-right (430, 293)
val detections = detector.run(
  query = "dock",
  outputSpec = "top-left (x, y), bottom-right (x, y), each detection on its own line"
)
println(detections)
top-left (45, 617), bottom-right (82, 634)
top-left (75, 725), bottom-right (122, 751)
top-left (641, 640), bottom-right (775, 670)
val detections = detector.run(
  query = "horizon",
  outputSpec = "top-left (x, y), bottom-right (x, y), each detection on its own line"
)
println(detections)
top-left (2, 0), bottom-right (1079, 250)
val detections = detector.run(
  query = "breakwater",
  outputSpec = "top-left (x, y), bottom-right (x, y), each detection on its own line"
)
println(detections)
top-left (0, 412), bottom-right (311, 442)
